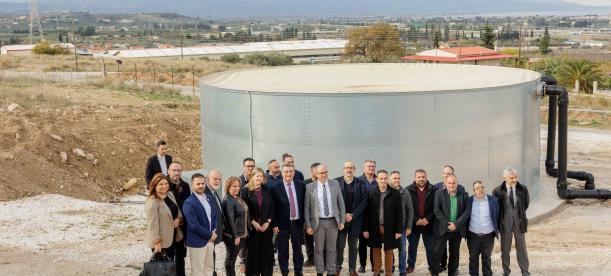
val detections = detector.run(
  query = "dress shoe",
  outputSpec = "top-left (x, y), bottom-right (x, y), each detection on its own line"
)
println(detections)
top-left (350, 271), bottom-right (359, 276)
top-left (358, 266), bottom-right (366, 273)
top-left (406, 267), bottom-right (415, 274)
top-left (317, 274), bottom-right (324, 276)
top-left (295, 273), bottom-right (304, 276)
top-left (305, 259), bottom-right (315, 267)
top-left (441, 266), bottom-right (447, 272)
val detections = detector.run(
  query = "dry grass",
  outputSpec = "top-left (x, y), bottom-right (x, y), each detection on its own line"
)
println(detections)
top-left (0, 55), bottom-right (253, 86)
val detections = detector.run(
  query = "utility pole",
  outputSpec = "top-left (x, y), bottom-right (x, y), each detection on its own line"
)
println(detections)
top-left (180, 22), bottom-right (184, 61)
top-left (28, 0), bottom-right (43, 44)
top-left (518, 25), bottom-right (522, 68)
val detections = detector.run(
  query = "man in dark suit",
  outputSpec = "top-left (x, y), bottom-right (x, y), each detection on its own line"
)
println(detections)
top-left (467, 181), bottom-right (500, 276)
top-left (431, 174), bottom-right (471, 276)
top-left (432, 165), bottom-right (467, 272)
top-left (335, 161), bottom-right (368, 276)
top-left (239, 157), bottom-right (256, 188)
top-left (357, 159), bottom-right (377, 273)
top-left (272, 164), bottom-right (306, 276)
top-left (266, 159), bottom-right (282, 188)
top-left (407, 169), bottom-right (438, 273)
top-left (204, 169), bottom-right (224, 276)
top-left (167, 162), bottom-right (191, 276)
top-left (492, 168), bottom-right (531, 276)
top-left (282, 153), bottom-right (305, 182)
top-left (183, 173), bottom-right (217, 275)
top-left (145, 140), bottom-right (172, 185)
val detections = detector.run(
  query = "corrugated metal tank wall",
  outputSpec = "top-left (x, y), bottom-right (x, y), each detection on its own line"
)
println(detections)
top-left (200, 64), bottom-right (541, 195)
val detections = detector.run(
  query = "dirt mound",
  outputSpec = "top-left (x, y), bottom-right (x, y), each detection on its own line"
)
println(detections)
top-left (0, 102), bottom-right (202, 202)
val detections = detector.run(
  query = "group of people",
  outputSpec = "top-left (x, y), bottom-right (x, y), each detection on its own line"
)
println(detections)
top-left (145, 140), bottom-right (532, 276)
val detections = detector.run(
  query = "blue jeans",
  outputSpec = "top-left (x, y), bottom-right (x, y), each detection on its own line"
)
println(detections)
top-left (407, 226), bottom-right (434, 269)
top-left (398, 231), bottom-right (408, 273)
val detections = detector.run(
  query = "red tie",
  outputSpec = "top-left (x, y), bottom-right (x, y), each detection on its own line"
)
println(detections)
top-left (288, 183), bottom-right (297, 219)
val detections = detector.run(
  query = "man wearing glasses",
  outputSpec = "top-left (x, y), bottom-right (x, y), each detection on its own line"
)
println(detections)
top-left (167, 162), bottom-right (192, 276)
top-left (335, 161), bottom-right (368, 276)
top-left (467, 181), bottom-right (500, 276)
top-left (305, 164), bottom-right (346, 276)
top-left (239, 157), bottom-right (256, 188)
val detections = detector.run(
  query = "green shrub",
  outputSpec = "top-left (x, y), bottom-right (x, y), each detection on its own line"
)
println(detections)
top-left (242, 53), bottom-right (293, 66)
top-left (221, 54), bottom-right (242, 64)
top-left (32, 40), bottom-right (70, 55)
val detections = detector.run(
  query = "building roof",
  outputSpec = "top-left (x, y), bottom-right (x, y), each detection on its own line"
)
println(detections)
top-left (401, 46), bottom-right (513, 63)
top-left (0, 43), bottom-right (75, 52)
top-left (94, 39), bottom-right (347, 59)
top-left (1, 44), bottom-right (36, 51)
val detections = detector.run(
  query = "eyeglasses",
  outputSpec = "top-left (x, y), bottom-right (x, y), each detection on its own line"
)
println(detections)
top-left (245, 165), bottom-right (255, 168)
top-left (318, 171), bottom-right (329, 174)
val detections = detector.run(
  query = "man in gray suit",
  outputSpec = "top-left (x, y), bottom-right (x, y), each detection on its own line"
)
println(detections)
top-left (305, 164), bottom-right (346, 276)
top-left (492, 168), bottom-right (531, 276)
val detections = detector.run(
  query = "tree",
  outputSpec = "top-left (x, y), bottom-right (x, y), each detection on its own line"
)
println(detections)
top-left (433, 30), bottom-right (441, 48)
top-left (58, 32), bottom-right (63, 42)
top-left (530, 56), bottom-right (565, 77)
top-left (481, 23), bottom-right (496, 50)
top-left (557, 59), bottom-right (604, 94)
top-left (539, 26), bottom-right (551, 54)
top-left (443, 24), bottom-right (450, 42)
top-left (344, 23), bottom-right (404, 63)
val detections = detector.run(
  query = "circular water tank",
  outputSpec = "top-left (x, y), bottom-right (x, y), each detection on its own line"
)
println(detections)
top-left (200, 63), bottom-right (541, 194)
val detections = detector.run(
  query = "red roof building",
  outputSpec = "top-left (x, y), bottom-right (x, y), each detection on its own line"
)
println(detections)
top-left (402, 46), bottom-right (513, 66)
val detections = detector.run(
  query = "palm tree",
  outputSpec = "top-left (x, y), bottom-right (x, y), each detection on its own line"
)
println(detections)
top-left (557, 59), bottom-right (604, 94)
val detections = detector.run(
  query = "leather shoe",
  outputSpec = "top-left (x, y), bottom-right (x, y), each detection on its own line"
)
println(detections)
top-left (350, 272), bottom-right (359, 276)
top-left (406, 267), bottom-right (415, 274)
top-left (358, 266), bottom-right (366, 273)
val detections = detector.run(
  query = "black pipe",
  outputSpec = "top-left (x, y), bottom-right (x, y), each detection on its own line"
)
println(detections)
top-left (542, 77), bottom-right (558, 176)
top-left (543, 81), bottom-right (611, 199)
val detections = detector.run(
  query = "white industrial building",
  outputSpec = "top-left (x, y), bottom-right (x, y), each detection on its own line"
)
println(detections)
top-left (93, 39), bottom-right (347, 63)
top-left (0, 43), bottom-right (75, 56)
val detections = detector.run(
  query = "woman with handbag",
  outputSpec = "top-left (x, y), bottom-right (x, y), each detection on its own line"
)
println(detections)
top-left (222, 176), bottom-right (250, 276)
top-left (146, 173), bottom-right (184, 259)
top-left (241, 168), bottom-right (275, 276)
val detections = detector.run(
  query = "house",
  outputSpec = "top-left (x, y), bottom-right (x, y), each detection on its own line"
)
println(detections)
top-left (402, 46), bottom-right (513, 66)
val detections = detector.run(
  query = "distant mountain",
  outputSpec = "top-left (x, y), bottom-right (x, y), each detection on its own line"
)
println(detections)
top-left (0, 0), bottom-right (609, 18)
top-left (0, 2), bottom-right (28, 14)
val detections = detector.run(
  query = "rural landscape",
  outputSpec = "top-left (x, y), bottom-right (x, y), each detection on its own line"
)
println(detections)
top-left (0, 0), bottom-right (610, 275)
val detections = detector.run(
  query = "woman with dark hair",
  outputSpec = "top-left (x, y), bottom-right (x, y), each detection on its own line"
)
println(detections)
top-left (146, 173), bottom-right (183, 259)
top-left (241, 168), bottom-right (275, 276)
top-left (222, 176), bottom-right (250, 276)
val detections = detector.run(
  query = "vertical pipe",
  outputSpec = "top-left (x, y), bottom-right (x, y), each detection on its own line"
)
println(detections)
top-left (546, 93), bottom-right (557, 174)
top-left (557, 88), bottom-right (569, 193)
top-left (248, 91), bottom-right (254, 159)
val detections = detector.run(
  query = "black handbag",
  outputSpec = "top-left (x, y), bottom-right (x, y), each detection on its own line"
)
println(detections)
top-left (140, 252), bottom-right (177, 276)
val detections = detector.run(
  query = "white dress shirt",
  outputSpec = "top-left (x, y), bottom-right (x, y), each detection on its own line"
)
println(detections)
top-left (158, 154), bottom-right (168, 175)
top-left (317, 180), bottom-right (333, 218)
top-left (196, 192), bottom-right (212, 231)
top-left (283, 181), bottom-right (300, 220)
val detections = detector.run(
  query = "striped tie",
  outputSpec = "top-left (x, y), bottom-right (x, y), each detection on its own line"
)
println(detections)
top-left (323, 183), bottom-right (329, 216)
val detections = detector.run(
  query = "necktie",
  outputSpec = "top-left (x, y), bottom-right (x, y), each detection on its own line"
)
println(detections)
top-left (509, 187), bottom-right (515, 208)
top-left (288, 183), bottom-right (297, 219)
top-left (323, 183), bottom-right (330, 216)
